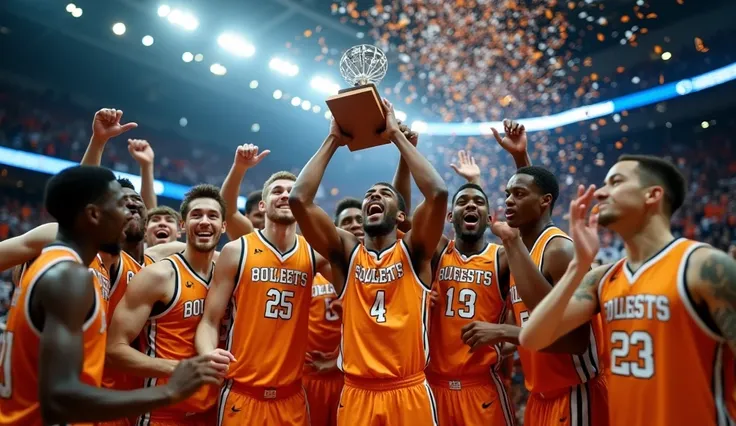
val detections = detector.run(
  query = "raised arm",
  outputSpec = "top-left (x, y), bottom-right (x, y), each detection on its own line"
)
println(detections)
top-left (144, 241), bottom-right (186, 262)
top-left (383, 101), bottom-right (447, 259)
top-left (128, 139), bottom-right (157, 209)
top-left (195, 240), bottom-right (240, 355)
top-left (80, 109), bottom-right (137, 166)
top-left (392, 122), bottom-right (417, 233)
top-left (288, 129), bottom-right (357, 277)
top-left (106, 263), bottom-right (177, 377)
top-left (37, 263), bottom-right (222, 424)
top-left (221, 144), bottom-right (269, 239)
top-left (492, 119), bottom-right (531, 169)
top-left (0, 222), bottom-right (57, 271)
top-left (449, 150), bottom-right (481, 185)
top-left (687, 247), bottom-right (736, 356)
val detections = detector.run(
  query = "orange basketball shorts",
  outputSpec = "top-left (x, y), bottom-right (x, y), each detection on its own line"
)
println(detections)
top-left (336, 372), bottom-right (438, 426)
top-left (96, 419), bottom-right (133, 426)
top-left (135, 407), bottom-right (216, 426)
top-left (303, 371), bottom-right (344, 426)
top-left (216, 380), bottom-right (309, 426)
top-left (428, 370), bottom-right (516, 426)
top-left (524, 375), bottom-right (608, 426)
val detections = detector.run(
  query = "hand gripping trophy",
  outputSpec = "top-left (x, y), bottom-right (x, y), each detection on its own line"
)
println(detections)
top-left (325, 44), bottom-right (389, 151)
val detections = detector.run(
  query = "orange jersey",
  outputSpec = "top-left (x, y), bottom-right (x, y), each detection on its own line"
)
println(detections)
top-left (509, 226), bottom-right (604, 394)
top-left (305, 273), bottom-right (341, 373)
top-left (90, 253), bottom-right (112, 305)
top-left (144, 253), bottom-right (155, 266)
top-left (0, 244), bottom-right (107, 426)
top-left (138, 253), bottom-right (218, 420)
top-left (102, 251), bottom-right (143, 391)
top-left (224, 230), bottom-right (315, 387)
top-left (598, 238), bottom-right (735, 426)
top-left (338, 240), bottom-right (431, 379)
top-left (428, 241), bottom-right (506, 378)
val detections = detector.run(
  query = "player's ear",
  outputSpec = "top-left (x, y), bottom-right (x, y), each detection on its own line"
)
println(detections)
top-left (540, 194), bottom-right (552, 210)
top-left (396, 210), bottom-right (406, 223)
top-left (258, 199), bottom-right (266, 213)
top-left (85, 203), bottom-right (101, 226)
top-left (644, 185), bottom-right (665, 209)
top-left (446, 211), bottom-right (453, 223)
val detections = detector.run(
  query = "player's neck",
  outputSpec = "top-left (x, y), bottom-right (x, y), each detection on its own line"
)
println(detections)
top-left (58, 228), bottom-right (97, 266)
top-left (365, 232), bottom-right (398, 252)
top-left (621, 216), bottom-right (674, 268)
top-left (181, 245), bottom-right (215, 277)
top-left (122, 240), bottom-right (145, 265)
top-left (262, 219), bottom-right (297, 254)
top-left (98, 252), bottom-right (119, 272)
top-left (519, 217), bottom-right (554, 251)
top-left (453, 236), bottom-right (486, 255)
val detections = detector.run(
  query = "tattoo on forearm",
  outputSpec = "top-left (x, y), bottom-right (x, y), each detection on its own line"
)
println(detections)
top-left (573, 271), bottom-right (598, 302)
top-left (701, 252), bottom-right (736, 352)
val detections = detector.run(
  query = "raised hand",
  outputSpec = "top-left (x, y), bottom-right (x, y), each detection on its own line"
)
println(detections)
top-left (491, 119), bottom-right (527, 158)
top-left (165, 352), bottom-right (231, 402)
top-left (127, 139), bottom-right (154, 166)
top-left (92, 108), bottom-right (137, 142)
top-left (380, 98), bottom-right (402, 141)
top-left (449, 150), bottom-right (480, 183)
top-left (569, 184), bottom-right (600, 267)
top-left (328, 119), bottom-right (352, 145)
top-left (491, 219), bottom-right (520, 242)
top-left (397, 121), bottom-right (418, 146)
top-left (233, 144), bottom-right (270, 171)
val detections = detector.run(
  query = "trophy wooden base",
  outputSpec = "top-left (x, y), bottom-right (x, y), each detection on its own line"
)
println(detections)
top-left (326, 83), bottom-right (387, 152)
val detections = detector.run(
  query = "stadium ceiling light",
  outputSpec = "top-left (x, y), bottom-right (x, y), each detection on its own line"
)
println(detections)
top-left (112, 22), bottom-right (126, 36)
top-left (217, 33), bottom-right (256, 58)
top-left (312, 105), bottom-right (321, 113)
top-left (395, 110), bottom-right (407, 122)
top-left (179, 117), bottom-right (188, 127)
top-left (210, 63), bottom-right (227, 76)
top-left (273, 89), bottom-right (283, 99)
top-left (269, 58), bottom-right (299, 77)
top-left (249, 80), bottom-right (259, 89)
top-left (661, 51), bottom-right (672, 61)
top-left (301, 100), bottom-right (312, 110)
top-left (291, 97), bottom-right (302, 106)
top-left (71, 8), bottom-right (83, 18)
top-left (251, 123), bottom-right (260, 132)
top-left (182, 52), bottom-right (194, 62)
top-left (66, 3), bottom-right (76, 13)
top-left (142, 35), bottom-right (154, 46)
top-left (324, 110), bottom-right (332, 120)
top-left (411, 121), bottom-right (428, 133)
top-left (166, 8), bottom-right (199, 31)
top-left (701, 121), bottom-right (709, 129)
top-left (157, 5), bottom-right (171, 17)
top-left (310, 76), bottom-right (340, 95)
top-left (194, 53), bottom-right (204, 62)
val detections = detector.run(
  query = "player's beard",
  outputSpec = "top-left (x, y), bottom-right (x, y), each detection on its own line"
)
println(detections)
top-left (124, 220), bottom-right (146, 244)
top-left (267, 209), bottom-right (296, 225)
top-left (452, 215), bottom-right (487, 243)
top-left (99, 242), bottom-right (122, 255)
top-left (364, 214), bottom-right (397, 238)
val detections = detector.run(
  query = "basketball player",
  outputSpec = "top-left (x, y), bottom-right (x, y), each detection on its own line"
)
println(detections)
top-left (289, 99), bottom-right (446, 425)
top-left (333, 198), bottom-right (365, 242)
top-left (145, 206), bottom-right (181, 251)
top-left (220, 144), bottom-right (270, 239)
top-left (427, 182), bottom-right (516, 426)
top-left (107, 184), bottom-right (229, 426)
top-left (244, 190), bottom-right (266, 229)
top-left (519, 155), bottom-right (736, 426)
top-left (196, 150), bottom-right (332, 425)
top-left (0, 166), bottom-right (224, 425)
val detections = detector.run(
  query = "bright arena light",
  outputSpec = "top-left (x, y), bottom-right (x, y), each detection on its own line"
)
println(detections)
top-left (273, 90), bottom-right (283, 99)
top-left (210, 63), bottom-right (227, 76)
top-left (157, 5), bottom-right (171, 17)
top-left (71, 8), bottom-right (83, 18)
top-left (66, 3), bottom-right (76, 13)
top-left (324, 110), bottom-right (332, 120)
top-left (269, 58), bottom-right (299, 77)
top-left (251, 123), bottom-right (260, 132)
top-left (411, 120), bottom-right (428, 133)
top-left (142, 35), bottom-right (154, 47)
top-left (301, 100), bottom-right (312, 110)
top-left (182, 52), bottom-right (194, 63)
top-left (291, 97), bottom-right (302, 106)
top-left (249, 80), bottom-right (259, 89)
top-left (661, 51), bottom-right (672, 61)
top-left (217, 33), bottom-right (255, 58)
top-left (194, 53), bottom-right (204, 62)
top-left (112, 22), bottom-right (126, 36)
top-left (166, 9), bottom-right (199, 31)
top-left (312, 105), bottom-right (321, 113)
top-left (310, 77), bottom-right (340, 95)
top-left (395, 110), bottom-right (407, 122)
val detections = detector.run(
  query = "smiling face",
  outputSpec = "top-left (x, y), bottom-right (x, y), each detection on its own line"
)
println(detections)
top-left (121, 188), bottom-right (147, 244)
top-left (146, 213), bottom-right (179, 246)
top-left (96, 181), bottom-right (133, 255)
top-left (183, 197), bottom-right (225, 253)
top-left (261, 178), bottom-right (295, 225)
top-left (450, 187), bottom-right (490, 242)
top-left (362, 184), bottom-right (404, 238)
top-left (336, 207), bottom-right (365, 241)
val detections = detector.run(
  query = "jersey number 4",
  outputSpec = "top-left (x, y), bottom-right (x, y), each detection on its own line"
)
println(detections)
top-left (370, 290), bottom-right (387, 323)
top-left (610, 330), bottom-right (654, 379)
top-left (265, 289), bottom-right (294, 320)
top-left (0, 331), bottom-right (13, 399)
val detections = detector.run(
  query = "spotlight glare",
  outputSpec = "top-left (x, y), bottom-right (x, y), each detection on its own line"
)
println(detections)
top-left (167, 9), bottom-right (199, 31)
top-left (273, 90), bottom-right (283, 99)
top-left (112, 22), bottom-right (126, 36)
top-left (251, 123), bottom-right (260, 133)
top-left (395, 110), bottom-right (407, 122)
top-left (210, 63), bottom-right (227, 76)
top-left (701, 121), bottom-right (709, 129)
top-left (269, 58), bottom-right (300, 77)
top-left (71, 7), bottom-right (83, 17)
top-left (182, 52), bottom-right (194, 62)
top-left (66, 3), bottom-right (76, 13)
top-left (411, 121), bottom-right (428, 133)
top-left (661, 51), bottom-right (672, 61)
top-left (312, 105), bottom-right (321, 113)
top-left (301, 100), bottom-right (312, 110)
top-left (179, 117), bottom-right (188, 127)
top-left (142, 35), bottom-right (154, 46)
top-left (157, 5), bottom-right (171, 17)
top-left (217, 33), bottom-right (255, 58)
top-left (310, 76), bottom-right (340, 95)
top-left (324, 110), bottom-right (332, 120)
top-left (249, 80), bottom-right (259, 89)
top-left (194, 53), bottom-right (204, 62)
top-left (291, 97), bottom-right (302, 106)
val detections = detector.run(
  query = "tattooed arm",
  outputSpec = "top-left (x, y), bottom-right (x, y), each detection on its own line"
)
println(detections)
top-left (687, 247), bottom-right (736, 355)
top-left (519, 263), bottom-right (610, 351)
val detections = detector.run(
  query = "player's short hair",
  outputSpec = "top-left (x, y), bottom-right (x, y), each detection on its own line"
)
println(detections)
top-left (618, 154), bottom-right (686, 216)
top-left (515, 166), bottom-right (560, 211)
top-left (245, 190), bottom-right (262, 214)
top-left (452, 183), bottom-right (488, 205)
top-left (180, 184), bottom-right (226, 219)
top-left (262, 171), bottom-right (297, 201)
top-left (334, 197), bottom-right (362, 225)
top-left (45, 166), bottom-right (117, 230)
top-left (371, 182), bottom-right (407, 213)
top-left (116, 177), bottom-right (136, 191)
top-left (147, 205), bottom-right (181, 223)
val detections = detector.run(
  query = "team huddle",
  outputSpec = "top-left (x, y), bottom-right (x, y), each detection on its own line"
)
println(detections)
top-left (0, 102), bottom-right (734, 426)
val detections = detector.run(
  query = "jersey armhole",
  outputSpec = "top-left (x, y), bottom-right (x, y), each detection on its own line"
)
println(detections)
top-left (149, 258), bottom-right (181, 319)
top-left (431, 239), bottom-right (450, 283)
top-left (233, 237), bottom-right (247, 294)
top-left (594, 261), bottom-right (619, 315)
top-left (399, 239), bottom-right (432, 292)
top-left (337, 243), bottom-right (361, 300)
top-left (677, 243), bottom-right (723, 341)
top-left (538, 234), bottom-right (573, 279)
top-left (493, 246), bottom-right (508, 301)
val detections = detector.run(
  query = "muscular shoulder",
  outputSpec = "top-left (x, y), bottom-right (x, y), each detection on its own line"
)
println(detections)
top-left (127, 260), bottom-right (176, 301)
top-left (542, 237), bottom-right (575, 283)
top-left (35, 261), bottom-right (95, 318)
top-left (686, 246), bottom-right (736, 304)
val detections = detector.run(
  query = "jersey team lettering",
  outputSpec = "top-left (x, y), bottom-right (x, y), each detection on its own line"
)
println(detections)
top-left (354, 263), bottom-right (404, 284)
top-left (251, 266), bottom-right (309, 287)
top-left (437, 266), bottom-right (494, 286)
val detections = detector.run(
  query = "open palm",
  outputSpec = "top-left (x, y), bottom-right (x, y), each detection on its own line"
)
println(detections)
top-left (491, 119), bottom-right (527, 157)
top-left (569, 184), bottom-right (600, 266)
top-left (449, 150), bottom-right (481, 183)
top-left (234, 144), bottom-right (270, 170)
